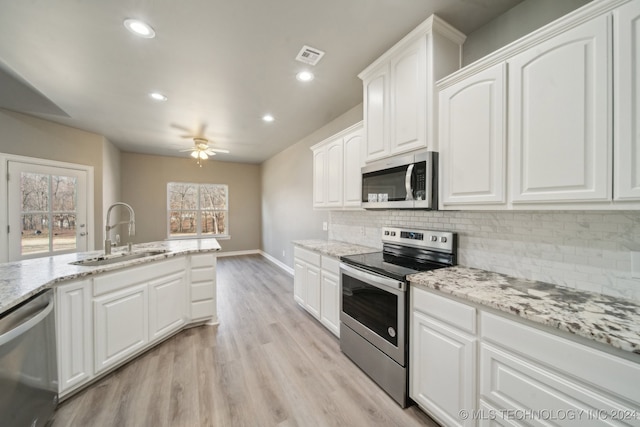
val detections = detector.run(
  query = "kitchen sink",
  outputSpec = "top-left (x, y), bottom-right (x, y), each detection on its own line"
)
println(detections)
top-left (70, 249), bottom-right (169, 266)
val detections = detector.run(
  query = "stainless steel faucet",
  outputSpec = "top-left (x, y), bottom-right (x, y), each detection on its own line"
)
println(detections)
top-left (105, 202), bottom-right (136, 255)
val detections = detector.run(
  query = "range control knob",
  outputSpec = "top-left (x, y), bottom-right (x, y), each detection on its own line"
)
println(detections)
top-left (384, 231), bottom-right (390, 235)
top-left (391, 232), bottom-right (396, 237)
top-left (440, 236), bottom-right (447, 243)
top-left (430, 235), bottom-right (437, 242)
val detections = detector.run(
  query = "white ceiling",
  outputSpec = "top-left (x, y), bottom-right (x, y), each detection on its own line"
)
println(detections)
top-left (0, 0), bottom-right (523, 164)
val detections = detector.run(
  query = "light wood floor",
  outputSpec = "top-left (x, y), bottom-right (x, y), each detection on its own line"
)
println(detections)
top-left (52, 255), bottom-right (438, 427)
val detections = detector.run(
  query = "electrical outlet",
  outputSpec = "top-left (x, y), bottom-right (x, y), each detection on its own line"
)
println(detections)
top-left (360, 226), bottom-right (366, 236)
top-left (282, 250), bottom-right (286, 258)
top-left (322, 222), bottom-right (328, 231)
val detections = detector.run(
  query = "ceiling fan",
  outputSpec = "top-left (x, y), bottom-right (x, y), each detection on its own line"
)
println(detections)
top-left (173, 123), bottom-right (230, 166)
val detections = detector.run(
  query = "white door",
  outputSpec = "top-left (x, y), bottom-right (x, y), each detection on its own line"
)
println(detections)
top-left (149, 271), bottom-right (186, 341)
top-left (56, 279), bottom-right (93, 394)
top-left (411, 311), bottom-right (476, 427)
top-left (508, 15), bottom-right (611, 203)
top-left (391, 38), bottom-right (426, 154)
top-left (8, 161), bottom-right (88, 260)
top-left (305, 264), bottom-right (321, 319)
top-left (343, 126), bottom-right (364, 207)
top-left (614, 0), bottom-right (640, 200)
top-left (320, 270), bottom-right (340, 337)
top-left (94, 284), bottom-right (148, 374)
top-left (326, 138), bottom-right (344, 208)
top-left (312, 149), bottom-right (326, 208)
top-left (364, 65), bottom-right (390, 162)
top-left (439, 63), bottom-right (507, 207)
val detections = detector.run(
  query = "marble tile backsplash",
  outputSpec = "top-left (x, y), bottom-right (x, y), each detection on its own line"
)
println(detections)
top-left (329, 210), bottom-right (640, 301)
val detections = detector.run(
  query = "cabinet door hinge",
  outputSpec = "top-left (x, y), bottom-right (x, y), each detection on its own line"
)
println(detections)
top-left (7, 225), bottom-right (9, 233)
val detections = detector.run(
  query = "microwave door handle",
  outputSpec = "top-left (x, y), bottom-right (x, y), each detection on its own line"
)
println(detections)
top-left (405, 164), bottom-right (414, 200)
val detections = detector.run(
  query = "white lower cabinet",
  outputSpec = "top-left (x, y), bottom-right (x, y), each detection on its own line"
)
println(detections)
top-left (56, 254), bottom-right (215, 397)
top-left (56, 279), bottom-right (93, 395)
top-left (410, 287), bottom-right (640, 427)
top-left (294, 246), bottom-right (341, 337)
top-left (149, 271), bottom-right (186, 341)
top-left (189, 253), bottom-right (217, 322)
top-left (480, 312), bottom-right (640, 427)
top-left (320, 256), bottom-right (340, 336)
top-left (410, 287), bottom-right (477, 427)
top-left (94, 283), bottom-right (149, 374)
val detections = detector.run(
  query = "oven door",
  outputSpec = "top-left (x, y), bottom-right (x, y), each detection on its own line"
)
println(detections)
top-left (340, 263), bottom-right (406, 366)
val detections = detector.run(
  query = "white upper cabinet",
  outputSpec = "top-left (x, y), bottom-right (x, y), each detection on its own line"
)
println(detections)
top-left (437, 0), bottom-right (640, 210)
top-left (363, 66), bottom-right (390, 160)
top-left (509, 14), bottom-right (611, 203)
top-left (342, 128), bottom-right (365, 207)
top-left (439, 63), bottom-right (507, 207)
top-left (614, 0), bottom-right (640, 200)
top-left (311, 122), bottom-right (364, 210)
top-left (360, 15), bottom-right (465, 163)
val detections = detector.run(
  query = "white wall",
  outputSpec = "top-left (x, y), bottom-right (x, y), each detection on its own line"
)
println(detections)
top-left (261, 104), bottom-right (363, 267)
top-left (0, 108), bottom-right (120, 250)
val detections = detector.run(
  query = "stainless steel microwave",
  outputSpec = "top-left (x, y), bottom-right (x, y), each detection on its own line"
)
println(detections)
top-left (361, 151), bottom-right (437, 209)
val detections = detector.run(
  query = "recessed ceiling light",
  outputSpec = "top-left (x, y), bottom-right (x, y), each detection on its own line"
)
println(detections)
top-left (262, 114), bottom-right (275, 122)
top-left (296, 71), bottom-right (315, 82)
top-left (124, 19), bottom-right (156, 38)
top-left (149, 92), bottom-right (167, 101)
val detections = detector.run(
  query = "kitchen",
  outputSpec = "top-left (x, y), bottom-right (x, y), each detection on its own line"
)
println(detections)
top-left (1, 0), bottom-right (640, 425)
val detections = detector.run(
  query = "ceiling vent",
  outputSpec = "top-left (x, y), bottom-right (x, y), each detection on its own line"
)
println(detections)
top-left (295, 45), bottom-right (325, 66)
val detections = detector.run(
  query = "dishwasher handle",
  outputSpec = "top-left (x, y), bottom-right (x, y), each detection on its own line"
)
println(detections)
top-left (0, 293), bottom-right (54, 346)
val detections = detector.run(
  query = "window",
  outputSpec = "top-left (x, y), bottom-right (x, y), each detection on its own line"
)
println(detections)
top-left (167, 183), bottom-right (228, 238)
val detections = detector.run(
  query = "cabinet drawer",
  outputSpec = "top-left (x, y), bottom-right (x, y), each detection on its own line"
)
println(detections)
top-left (94, 257), bottom-right (185, 296)
top-left (191, 282), bottom-right (214, 302)
top-left (321, 255), bottom-right (340, 275)
top-left (191, 300), bottom-right (215, 321)
top-left (294, 247), bottom-right (320, 266)
top-left (191, 253), bottom-right (215, 268)
top-left (411, 287), bottom-right (476, 334)
top-left (481, 312), bottom-right (640, 404)
top-left (191, 267), bottom-right (214, 283)
top-left (480, 342), bottom-right (640, 425)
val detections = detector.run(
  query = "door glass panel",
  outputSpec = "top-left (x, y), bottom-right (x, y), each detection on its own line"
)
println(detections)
top-left (18, 172), bottom-right (80, 257)
top-left (21, 213), bottom-right (50, 255)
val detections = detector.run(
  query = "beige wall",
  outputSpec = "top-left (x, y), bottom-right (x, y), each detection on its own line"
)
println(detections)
top-left (261, 103), bottom-right (363, 268)
top-left (120, 152), bottom-right (261, 253)
top-left (0, 108), bottom-right (120, 249)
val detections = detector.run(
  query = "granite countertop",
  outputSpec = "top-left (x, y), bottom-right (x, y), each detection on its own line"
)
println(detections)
top-left (0, 239), bottom-right (221, 315)
top-left (292, 239), bottom-right (378, 258)
top-left (408, 266), bottom-right (640, 355)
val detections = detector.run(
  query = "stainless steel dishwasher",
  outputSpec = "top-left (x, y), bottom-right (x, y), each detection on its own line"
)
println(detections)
top-left (0, 289), bottom-right (58, 426)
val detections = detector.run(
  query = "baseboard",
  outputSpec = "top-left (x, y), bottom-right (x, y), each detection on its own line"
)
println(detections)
top-left (260, 250), bottom-right (294, 276)
top-left (215, 249), bottom-right (261, 258)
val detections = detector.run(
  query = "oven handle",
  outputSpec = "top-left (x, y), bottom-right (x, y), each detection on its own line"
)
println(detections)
top-left (340, 263), bottom-right (406, 292)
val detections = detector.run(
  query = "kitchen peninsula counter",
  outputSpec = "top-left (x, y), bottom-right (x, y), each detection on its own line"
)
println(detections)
top-left (0, 239), bottom-right (221, 315)
top-left (409, 266), bottom-right (640, 355)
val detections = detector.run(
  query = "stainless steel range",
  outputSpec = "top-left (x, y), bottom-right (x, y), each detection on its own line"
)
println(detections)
top-left (339, 227), bottom-right (456, 407)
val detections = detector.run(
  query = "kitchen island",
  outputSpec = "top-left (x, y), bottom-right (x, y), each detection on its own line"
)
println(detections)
top-left (0, 239), bottom-right (221, 399)
top-left (0, 238), bottom-right (221, 315)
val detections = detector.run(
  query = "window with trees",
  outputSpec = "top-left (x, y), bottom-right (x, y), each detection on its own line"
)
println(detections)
top-left (167, 183), bottom-right (228, 238)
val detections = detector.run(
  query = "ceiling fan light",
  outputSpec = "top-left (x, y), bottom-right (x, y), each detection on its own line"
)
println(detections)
top-left (124, 19), bottom-right (156, 38)
top-left (199, 151), bottom-right (209, 160)
top-left (190, 151), bottom-right (199, 159)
